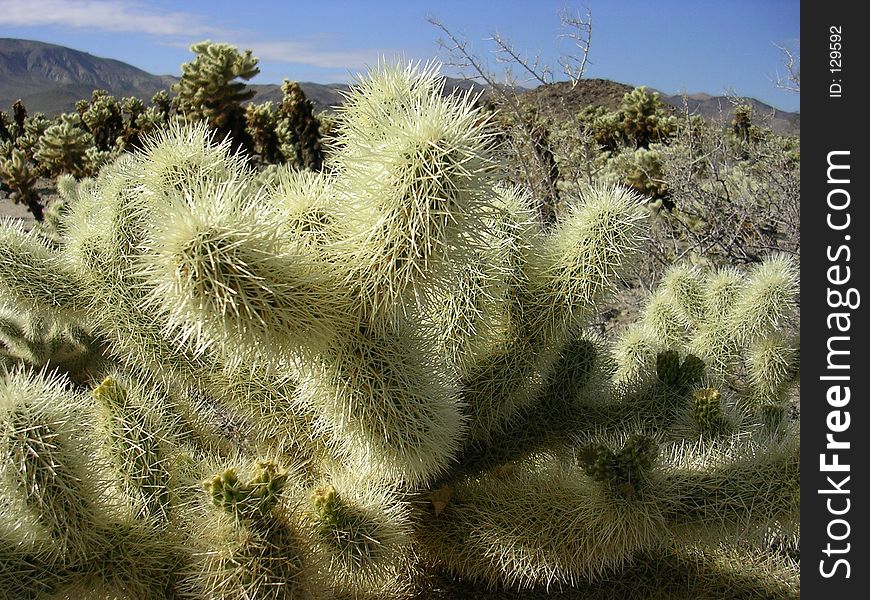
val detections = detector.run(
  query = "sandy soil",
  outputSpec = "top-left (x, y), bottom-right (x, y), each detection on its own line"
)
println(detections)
top-left (0, 196), bottom-right (37, 229)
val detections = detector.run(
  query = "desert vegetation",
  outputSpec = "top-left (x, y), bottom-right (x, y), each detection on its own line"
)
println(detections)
top-left (0, 26), bottom-right (800, 600)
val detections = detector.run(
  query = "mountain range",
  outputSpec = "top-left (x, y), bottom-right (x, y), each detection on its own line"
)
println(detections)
top-left (0, 38), bottom-right (798, 135)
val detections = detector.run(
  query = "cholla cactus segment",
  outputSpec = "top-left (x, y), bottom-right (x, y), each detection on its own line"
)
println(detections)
top-left (0, 220), bottom-right (87, 318)
top-left (92, 374), bottom-right (175, 522)
top-left (459, 335), bottom-right (562, 443)
top-left (335, 81), bottom-right (495, 319)
top-left (570, 544), bottom-right (799, 600)
top-left (746, 332), bottom-right (799, 408)
top-left (434, 183), bottom-right (541, 371)
top-left (422, 453), bottom-right (669, 588)
top-left (0, 368), bottom-right (106, 560)
top-left (530, 184), bottom-right (646, 332)
top-left (299, 321), bottom-right (465, 486)
top-left (662, 432), bottom-right (799, 545)
top-left (658, 263), bottom-right (705, 326)
top-left (0, 304), bottom-right (105, 384)
top-left (304, 471), bottom-right (414, 598)
top-left (643, 292), bottom-right (690, 348)
top-left (138, 176), bottom-right (353, 367)
top-left (612, 323), bottom-right (660, 386)
top-left (337, 60), bottom-right (445, 146)
top-left (725, 254), bottom-right (799, 346)
top-left (703, 265), bottom-right (745, 317)
top-left (132, 120), bottom-right (248, 200)
top-left (186, 510), bottom-right (314, 600)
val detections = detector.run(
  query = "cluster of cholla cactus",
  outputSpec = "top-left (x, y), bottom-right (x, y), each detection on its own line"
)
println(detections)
top-left (244, 80), bottom-right (325, 170)
top-left (0, 62), bottom-right (799, 599)
top-left (613, 260), bottom-right (800, 425)
top-left (2, 41), bottom-right (327, 223)
top-left (0, 89), bottom-right (172, 221)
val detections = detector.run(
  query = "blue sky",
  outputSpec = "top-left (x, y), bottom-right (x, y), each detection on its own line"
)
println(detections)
top-left (0, 0), bottom-right (800, 112)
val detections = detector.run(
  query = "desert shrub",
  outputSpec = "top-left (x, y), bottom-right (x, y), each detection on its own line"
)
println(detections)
top-left (652, 112), bottom-right (800, 266)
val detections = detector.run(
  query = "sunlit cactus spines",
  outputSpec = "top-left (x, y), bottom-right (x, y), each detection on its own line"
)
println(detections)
top-left (0, 62), bottom-right (799, 598)
top-left (33, 113), bottom-right (95, 178)
top-left (304, 472), bottom-right (415, 598)
top-left (614, 255), bottom-right (800, 418)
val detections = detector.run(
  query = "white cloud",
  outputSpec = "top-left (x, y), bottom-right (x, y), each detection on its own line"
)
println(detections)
top-left (247, 40), bottom-right (399, 70)
top-left (0, 0), bottom-right (410, 74)
top-left (0, 0), bottom-right (223, 37)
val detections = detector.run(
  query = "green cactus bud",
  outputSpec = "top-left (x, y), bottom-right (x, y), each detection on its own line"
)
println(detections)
top-left (203, 460), bottom-right (288, 521)
top-left (692, 387), bottom-right (727, 435)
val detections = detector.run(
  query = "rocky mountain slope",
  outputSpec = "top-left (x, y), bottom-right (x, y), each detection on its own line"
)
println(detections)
top-left (0, 38), bottom-right (798, 135)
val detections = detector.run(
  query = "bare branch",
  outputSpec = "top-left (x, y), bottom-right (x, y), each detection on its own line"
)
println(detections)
top-left (772, 43), bottom-right (800, 93)
top-left (426, 15), bottom-right (523, 111)
top-left (557, 6), bottom-right (593, 87)
top-left (487, 30), bottom-right (552, 86)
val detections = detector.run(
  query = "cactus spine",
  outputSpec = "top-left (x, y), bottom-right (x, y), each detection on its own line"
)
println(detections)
top-left (0, 62), bottom-right (799, 599)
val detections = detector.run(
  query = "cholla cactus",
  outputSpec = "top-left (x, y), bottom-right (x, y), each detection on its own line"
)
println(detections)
top-left (33, 113), bottom-right (95, 178)
top-left (80, 90), bottom-right (124, 150)
top-left (173, 40), bottom-right (259, 153)
top-left (245, 101), bottom-right (282, 164)
top-left (276, 80), bottom-right (324, 170)
top-left (9, 111), bottom-right (51, 157)
top-left (613, 258), bottom-right (800, 425)
top-left (0, 62), bottom-right (799, 599)
top-left (0, 147), bottom-right (43, 220)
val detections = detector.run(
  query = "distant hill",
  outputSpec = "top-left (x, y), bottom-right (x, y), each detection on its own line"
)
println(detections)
top-left (517, 79), bottom-right (799, 136)
top-left (0, 38), bottom-right (798, 136)
top-left (0, 38), bottom-right (175, 114)
top-left (656, 92), bottom-right (799, 136)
